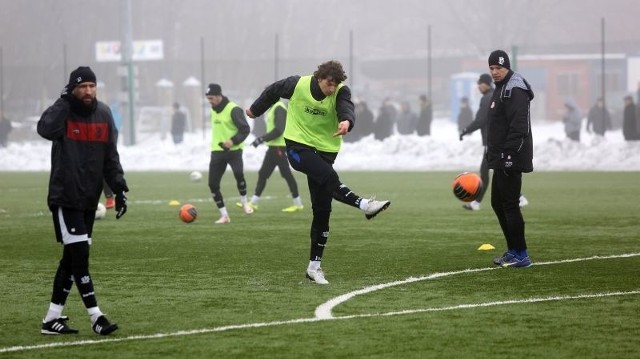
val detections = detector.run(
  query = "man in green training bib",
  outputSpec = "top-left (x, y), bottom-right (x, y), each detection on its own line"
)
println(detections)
top-left (246, 60), bottom-right (391, 284)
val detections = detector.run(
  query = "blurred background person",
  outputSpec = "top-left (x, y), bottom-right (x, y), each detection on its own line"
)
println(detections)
top-left (374, 97), bottom-right (396, 141)
top-left (416, 94), bottom-right (432, 136)
top-left (622, 95), bottom-right (639, 141)
top-left (0, 112), bottom-right (12, 147)
top-left (457, 97), bottom-right (473, 134)
top-left (171, 102), bottom-right (186, 144)
top-left (396, 100), bottom-right (417, 135)
top-left (347, 99), bottom-right (374, 142)
top-left (586, 97), bottom-right (611, 140)
top-left (562, 98), bottom-right (583, 142)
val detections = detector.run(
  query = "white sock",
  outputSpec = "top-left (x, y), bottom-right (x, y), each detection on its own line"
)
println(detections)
top-left (44, 303), bottom-right (64, 322)
top-left (293, 196), bottom-right (303, 207)
top-left (220, 207), bottom-right (229, 217)
top-left (88, 306), bottom-right (103, 324)
top-left (308, 260), bottom-right (321, 271)
top-left (359, 198), bottom-right (369, 211)
top-left (251, 195), bottom-right (260, 205)
top-left (240, 195), bottom-right (248, 205)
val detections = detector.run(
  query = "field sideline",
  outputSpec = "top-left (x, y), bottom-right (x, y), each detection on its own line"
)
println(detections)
top-left (1, 171), bottom-right (639, 358)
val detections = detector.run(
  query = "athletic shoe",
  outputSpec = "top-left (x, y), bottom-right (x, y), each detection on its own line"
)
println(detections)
top-left (519, 195), bottom-right (529, 208)
top-left (215, 215), bottom-right (230, 224)
top-left (105, 197), bottom-right (115, 209)
top-left (282, 205), bottom-right (304, 213)
top-left (305, 268), bottom-right (329, 285)
top-left (501, 256), bottom-right (533, 268)
top-left (236, 202), bottom-right (258, 211)
top-left (463, 200), bottom-right (481, 211)
top-left (493, 251), bottom-right (515, 266)
top-left (364, 198), bottom-right (391, 220)
top-left (41, 318), bottom-right (79, 335)
top-left (92, 315), bottom-right (118, 335)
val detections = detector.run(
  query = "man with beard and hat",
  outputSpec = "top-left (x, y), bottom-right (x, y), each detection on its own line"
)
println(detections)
top-left (37, 66), bottom-right (128, 335)
top-left (485, 50), bottom-right (535, 268)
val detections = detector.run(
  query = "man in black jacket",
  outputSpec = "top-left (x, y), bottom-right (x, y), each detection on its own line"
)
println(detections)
top-left (37, 66), bottom-right (128, 335)
top-left (485, 51), bottom-right (534, 268)
top-left (459, 74), bottom-right (494, 210)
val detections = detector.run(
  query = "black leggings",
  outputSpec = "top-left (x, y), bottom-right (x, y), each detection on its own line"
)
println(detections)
top-left (255, 146), bottom-right (299, 198)
top-left (208, 150), bottom-right (247, 208)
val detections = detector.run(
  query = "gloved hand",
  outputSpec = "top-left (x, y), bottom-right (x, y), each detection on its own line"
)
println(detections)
top-left (502, 152), bottom-right (514, 170)
top-left (460, 128), bottom-right (469, 141)
top-left (60, 84), bottom-right (74, 101)
top-left (115, 191), bottom-right (128, 219)
top-left (251, 137), bottom-right (265, 147)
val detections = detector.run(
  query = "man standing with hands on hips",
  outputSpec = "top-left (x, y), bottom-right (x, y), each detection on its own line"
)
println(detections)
top-left (37, 66), bottom-right (127, 335)
top-left (485, 50), bottom-right (534, 268)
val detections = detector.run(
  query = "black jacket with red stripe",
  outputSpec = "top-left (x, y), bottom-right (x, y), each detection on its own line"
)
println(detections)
top-left (38, 97), bottom-right (128, 210)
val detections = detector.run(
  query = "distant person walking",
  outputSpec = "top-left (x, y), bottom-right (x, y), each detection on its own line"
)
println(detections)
top-left (485, 50), bottom-right (534, 268)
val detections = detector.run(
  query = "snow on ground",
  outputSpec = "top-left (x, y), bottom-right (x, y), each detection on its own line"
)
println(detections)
top-left (1, 118), bottom-right (639, 172)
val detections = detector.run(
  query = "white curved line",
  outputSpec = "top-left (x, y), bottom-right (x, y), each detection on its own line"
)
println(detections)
top-left (314, 252), bottom-right (640, 319)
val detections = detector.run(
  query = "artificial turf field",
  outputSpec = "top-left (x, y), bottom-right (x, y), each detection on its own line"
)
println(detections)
top-left (0, 171), bottom-right (638, 358)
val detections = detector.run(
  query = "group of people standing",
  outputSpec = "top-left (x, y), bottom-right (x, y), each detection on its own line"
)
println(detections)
top-left (563, 94), bottom-right (640, 143)
top-left (345, 93), bottom-right (433, 142)
top-left (36, 50), bottom-right (536, 336)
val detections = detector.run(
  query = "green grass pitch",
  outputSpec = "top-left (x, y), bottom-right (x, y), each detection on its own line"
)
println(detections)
top-left (0, 171), bottom-right (639, 358)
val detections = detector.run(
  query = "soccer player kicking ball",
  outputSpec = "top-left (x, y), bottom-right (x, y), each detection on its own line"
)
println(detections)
top-left (246, 60), bottom-right (390, 284)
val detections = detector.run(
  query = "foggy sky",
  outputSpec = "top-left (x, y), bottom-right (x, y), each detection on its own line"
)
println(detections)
top-left (1, 0), bottom-right (639, 119)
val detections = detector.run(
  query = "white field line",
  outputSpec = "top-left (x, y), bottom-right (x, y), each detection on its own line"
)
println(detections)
top-left (315, 252), bottom-right (640, 319)
top-left (1, 253), bottom-right (638, 354)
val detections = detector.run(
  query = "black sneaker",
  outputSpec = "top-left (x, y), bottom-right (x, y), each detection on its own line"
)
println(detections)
top-left (92, 315), bottom-right (118, 335)
top-left (41, 318), bottom-right (79, 335)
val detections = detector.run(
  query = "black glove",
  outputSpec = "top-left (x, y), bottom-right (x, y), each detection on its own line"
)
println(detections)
top-left (459, 128), bottom-right (468, 141)
top-left (251, 137), bottom-right (265, 147)
top-left (115, 191), bottom-right (128, 219)
top-left (502, 152), bottom-right (514, 170)
top-left (60, 84), bottom-right (74, 101)
top-left (218, 142), bottom-right (229, 151)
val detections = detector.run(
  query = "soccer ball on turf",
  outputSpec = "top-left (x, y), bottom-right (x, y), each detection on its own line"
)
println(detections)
top-left (95, 202), bottom-right (107, 220)
top-left (189, 171), bottom-right (203, 182)
top-left (179, 204), bottom-right (198, 223)
top-left (452, 172), bottom-right (483, 202)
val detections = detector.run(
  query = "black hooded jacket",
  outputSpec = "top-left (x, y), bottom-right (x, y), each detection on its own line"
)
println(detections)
top-left (38, 97), bottom-right (128, 210)
top-left (486, 70), bottom-right (534, 173)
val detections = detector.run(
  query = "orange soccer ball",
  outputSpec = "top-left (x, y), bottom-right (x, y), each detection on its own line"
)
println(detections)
top-left (179, 204), bottom-right (198, 223)
top-left (452, 172), bottom-right (483, 202)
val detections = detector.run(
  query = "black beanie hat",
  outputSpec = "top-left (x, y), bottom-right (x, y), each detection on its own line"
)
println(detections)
top-left (478, 73), bottom-right (493, 86)
top-left (488, 50), bottom-right (510, 69)
top-left (206, 83), bottom-right (222, 96)
top-left (68, 66), bottom-right (96, 86)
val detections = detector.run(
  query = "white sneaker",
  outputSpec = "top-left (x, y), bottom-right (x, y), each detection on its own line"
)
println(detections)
top-left (519, 195), bottom-right (529, 208)
top-left (463, 200), bottom-right (481, 211)
top-left (215, 215), bottom-right (230, 224)
top-left (242, 204), bottom-right (254, 214)
top-left (363, 198), bottom-right (391, 220)
top-left (305, 268), bottom-right (329, 285)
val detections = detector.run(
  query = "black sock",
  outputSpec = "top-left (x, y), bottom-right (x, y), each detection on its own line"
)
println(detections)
top-left (333, 183), bottom-right (362, 209)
